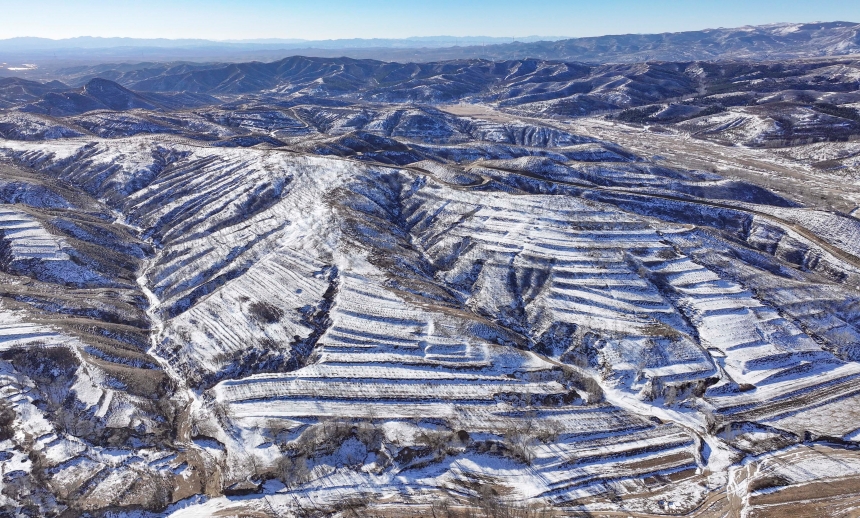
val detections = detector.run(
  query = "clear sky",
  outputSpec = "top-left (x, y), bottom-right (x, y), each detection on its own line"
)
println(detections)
top-left (1, 0), bottom-right (858, 40)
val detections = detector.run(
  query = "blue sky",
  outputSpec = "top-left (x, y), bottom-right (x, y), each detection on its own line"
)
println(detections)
top-left (1, 0), bottom-right (858, 40)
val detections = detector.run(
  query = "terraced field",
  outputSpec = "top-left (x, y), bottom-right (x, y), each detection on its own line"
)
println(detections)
top-left (0, 56), bottom-right (859, 516)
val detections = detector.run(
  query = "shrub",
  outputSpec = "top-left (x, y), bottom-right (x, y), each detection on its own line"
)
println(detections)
top-left (0, 400), bottom-right (15, 441)
top-left (278, 454), bottom-right (311, 488)
top-left (500, 416), bottom-right (563, 466)
top-left (248, 301), bottom-right (284, 324)
top-left (468, 486), bottom-right (555, 518)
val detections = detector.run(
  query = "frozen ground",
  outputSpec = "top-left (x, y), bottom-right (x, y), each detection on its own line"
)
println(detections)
top-left (0, 56), bottom-right (859, 516)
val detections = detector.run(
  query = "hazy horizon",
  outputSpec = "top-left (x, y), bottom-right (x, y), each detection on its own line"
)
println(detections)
top-left (0, 35), bottom-right (568, 44)
top-left (0, 0), bottom-right (857, 41)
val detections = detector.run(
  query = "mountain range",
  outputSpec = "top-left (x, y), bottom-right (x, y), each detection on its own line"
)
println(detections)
top-left (1, 21), bottom-right (859, 72)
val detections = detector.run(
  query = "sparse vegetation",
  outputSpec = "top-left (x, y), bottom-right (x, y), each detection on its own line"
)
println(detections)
top-left (500, 414), bottom-right (563, 466)
top-left (814, 103), bottom-right (860, 123)
top-left (426, 491), bottom-right (556, 518)
top-left (614, 105), bottom-right (662, 123)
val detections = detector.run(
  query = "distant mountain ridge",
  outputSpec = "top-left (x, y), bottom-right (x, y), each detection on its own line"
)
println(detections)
top-left (6, 54), bottom-right (859, 127)
top-left (462, 21), bottom-right (860, 63)
top-left (0, 35), bottom-right (561, 52)
top-left (1, 22), bottom-right (858, 68)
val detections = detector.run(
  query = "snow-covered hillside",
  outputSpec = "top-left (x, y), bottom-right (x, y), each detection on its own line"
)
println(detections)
top-left (0, 58), bottom-right (860, 516)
